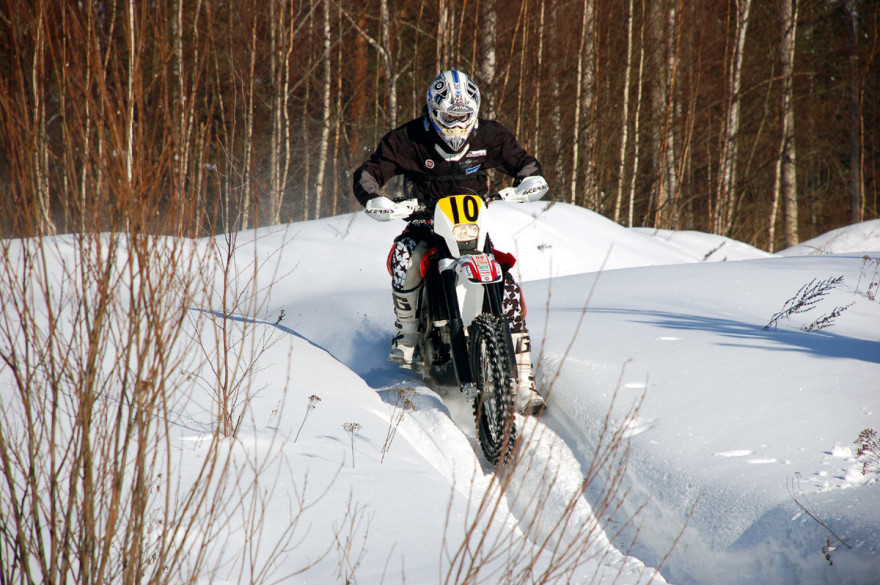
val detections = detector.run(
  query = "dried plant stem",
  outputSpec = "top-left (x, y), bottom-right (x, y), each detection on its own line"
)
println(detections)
top-left (342, 423), bottom-right (362, 468)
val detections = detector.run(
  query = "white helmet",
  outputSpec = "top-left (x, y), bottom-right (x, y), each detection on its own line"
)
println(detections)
top-left (426, 70), bottom-right (480, 152)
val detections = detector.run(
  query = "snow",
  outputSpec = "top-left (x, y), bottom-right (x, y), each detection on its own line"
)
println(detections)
top-left (3, 201), bottom-right (879, 584)
top-left (778, 219), bottom-right (880, 257)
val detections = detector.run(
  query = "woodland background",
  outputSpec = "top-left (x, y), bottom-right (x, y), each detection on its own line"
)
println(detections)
top-left (0, 0), bottom-right (877, 250)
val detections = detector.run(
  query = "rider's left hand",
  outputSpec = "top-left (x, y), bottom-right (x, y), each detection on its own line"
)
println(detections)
top-left (497, 175), bottom-right (549, 203)
top-left (496, 187), bottom-right (519, 202)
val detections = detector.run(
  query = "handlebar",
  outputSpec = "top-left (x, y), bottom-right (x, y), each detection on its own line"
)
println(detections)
top-left (402, 192), bottom-right (502, 209)
top-left (396, 192), bottom-right (504, 221)
top-left (366, 189), bottom-right (518, 222)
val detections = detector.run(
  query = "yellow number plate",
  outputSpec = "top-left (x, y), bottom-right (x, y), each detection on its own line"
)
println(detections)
top-left (436, 195), bottom-right (482, 225)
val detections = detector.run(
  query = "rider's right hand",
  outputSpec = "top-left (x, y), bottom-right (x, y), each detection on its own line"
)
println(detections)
top-left (365, 196), bottom-right (418, 221)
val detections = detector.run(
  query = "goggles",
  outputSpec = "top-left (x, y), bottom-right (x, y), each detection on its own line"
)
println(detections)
top-left (435, 108), bottom-right (475, 128)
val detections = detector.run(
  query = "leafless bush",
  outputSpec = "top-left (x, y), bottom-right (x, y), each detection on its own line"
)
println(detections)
top-left (185, 227), bottom-right (295, 438)
top-left (381, 387), bottom-right (416, 462)
top-left (854, 428), bottom-right (880, 475)
top-left (0, 227), bottom-right (334, 583)
top-left (855, 256), bottom-right (880, 302)
top-left (787, 472), bottom-right (852, 566)
top-left (0, 1), bottom-right (336, 581)
top-left (0, 230), bottom-right (210, 582)
top-left (764, 276), bottom-right (846, 330)
top-left (333, 492), bottom-right (374, 584)
top-left (802, 303), bottom-right (854, 332)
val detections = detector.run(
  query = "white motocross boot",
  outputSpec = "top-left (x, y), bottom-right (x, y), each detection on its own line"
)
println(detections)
top-left (511, 331), bottom-right (546, 415)
top-left (389, 289), bottom-right (420, 365)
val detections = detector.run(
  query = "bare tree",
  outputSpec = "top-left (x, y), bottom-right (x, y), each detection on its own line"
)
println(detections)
top-left (769, 0), bottom-right (800, 251)
top-left (241, 17), bottom-right (259, 231)
top-left (480, 0), bottom-right (498, 119)
top-left (570, 0), bottom-right (597, 208)
top-left (436, 0), bottom-right (450, 72)
top-left (533, 0), bottom-right (548, 159)
top-left (628, 0), bottom-right (648, 228)
top-left (30, 0), bottom-right (55, 235)
top-left (547, 0), bottom-right (565, 187)
top-left (845, 0), bottom-right (864, 224)
top-left (660, 2), bottom-right (682, 228)
top-left (268, 0), bottom-right (299, 226)
top-left (342, 1), bottom-right (399, 130)
top-left (613, 0), bottom-right (636, 224)
top-left (380, 0), bottom-right (398, 127)
top-left (645, 0), bottom-right (683, 229)
top-left (315, 0), bottom-right (333, 219)
top-left (714, 0), bottom-right (752, 236)
top-left (2, 0), bottom-right (879, 243)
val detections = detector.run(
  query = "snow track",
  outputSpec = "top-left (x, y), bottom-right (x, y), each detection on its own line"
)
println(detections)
top-left (364, 363), bottom-right (665, 584)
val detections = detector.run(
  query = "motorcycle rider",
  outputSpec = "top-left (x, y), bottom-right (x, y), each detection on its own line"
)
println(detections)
top-left (353, 69), bottom-right (548, 415)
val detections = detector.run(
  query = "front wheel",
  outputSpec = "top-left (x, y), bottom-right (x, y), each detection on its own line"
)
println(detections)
top-left (468, 314), bottom-right (517, 465)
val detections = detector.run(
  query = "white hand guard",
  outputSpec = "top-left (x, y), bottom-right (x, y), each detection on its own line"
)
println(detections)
top-left (497, 175), bottom-right (549, 203)
top-left (365, 197), bottom-right (418, 221)
top-left (496, 187), bottom-right (518, 202)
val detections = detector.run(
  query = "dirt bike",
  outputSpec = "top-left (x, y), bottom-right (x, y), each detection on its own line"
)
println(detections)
top-left (415, 193), bottom-right (522, 464)
top-left (368, 179), bottom-right (546, 464)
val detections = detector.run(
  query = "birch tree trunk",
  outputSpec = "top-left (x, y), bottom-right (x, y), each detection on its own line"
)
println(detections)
top-left (349, 12), bottom-right (369, 163)
top-left (32, 0), bottom-right (55, 235)
top-left (381, 0), bottom-right (398, 128)
top-left (280, 0), bottom-right (296, 223)
top-left (80, 1), bottom-right (95, 234)
top-left (265, 0), bottom-right (296, 225)
top-left (173, 0), bottom-right (187, 234)
top-left (769, 0), bottom-right (799, 251)
top-left (582, 0), bottom-right (597, 209)
top-left (613, 0), bottom-right (636, 223)
top-left (650, 0), bottom-right (679, 228)
top-left (647, 0), bottom-right (664, 224)
top-left (570, 0), bottom-right (596, 208)
top-left (548, 1), bottom-right (563, 182)
top-left (436, 0), bottom-right (449, 72)
top-left (715, 0), bottom-right (751, 235)
top-left (314, 0), bottom-right (332, 219)
top-left (269, 0), bottom-right (283, 224)
top-left (534, 0), bottom-right (546, 158)
top-left (515, 0), bottom-right (529, 138)
top-left (301, 8), bottom-right (315, 220)
top-left (845, 0), bottom-right (863, 223)
top-left (170, 0), bottom-right (205, 235)
top-left (480, 0), bottom-right (497, 119)
top-left (628, 0), bottom-right (647, 228)
top-left (332, 0), bottom-right (344, 215)
top-left (126, 0), bottom-right (136, 189)
top-left (240, 18), bottom-right (258, 231)
top-left (661, 3), bottom-right (680, 228)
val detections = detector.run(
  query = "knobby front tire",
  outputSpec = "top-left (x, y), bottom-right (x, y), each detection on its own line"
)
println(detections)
top-left (468, 314), bottom-right (517, 466)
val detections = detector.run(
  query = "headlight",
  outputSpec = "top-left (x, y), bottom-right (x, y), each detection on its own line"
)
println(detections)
top-left (452, 223), bottom-right (479, 242)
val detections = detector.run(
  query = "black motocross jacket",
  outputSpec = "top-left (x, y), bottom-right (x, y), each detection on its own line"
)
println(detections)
top-left (353, 110), bottom-right (542, 206)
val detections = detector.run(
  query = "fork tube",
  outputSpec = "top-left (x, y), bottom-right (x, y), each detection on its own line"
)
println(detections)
top-left (440, 267), bottom-right (474, 386)
top-left (487, 280), bottom-right (518, 379)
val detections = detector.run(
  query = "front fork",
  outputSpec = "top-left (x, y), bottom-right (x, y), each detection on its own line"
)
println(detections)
top-left (437, 260), bottom-right (518, 393)
top-left (438, 265), bottom-right (474, 389)
top-left (484, 275), bottom-right (519, 380)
